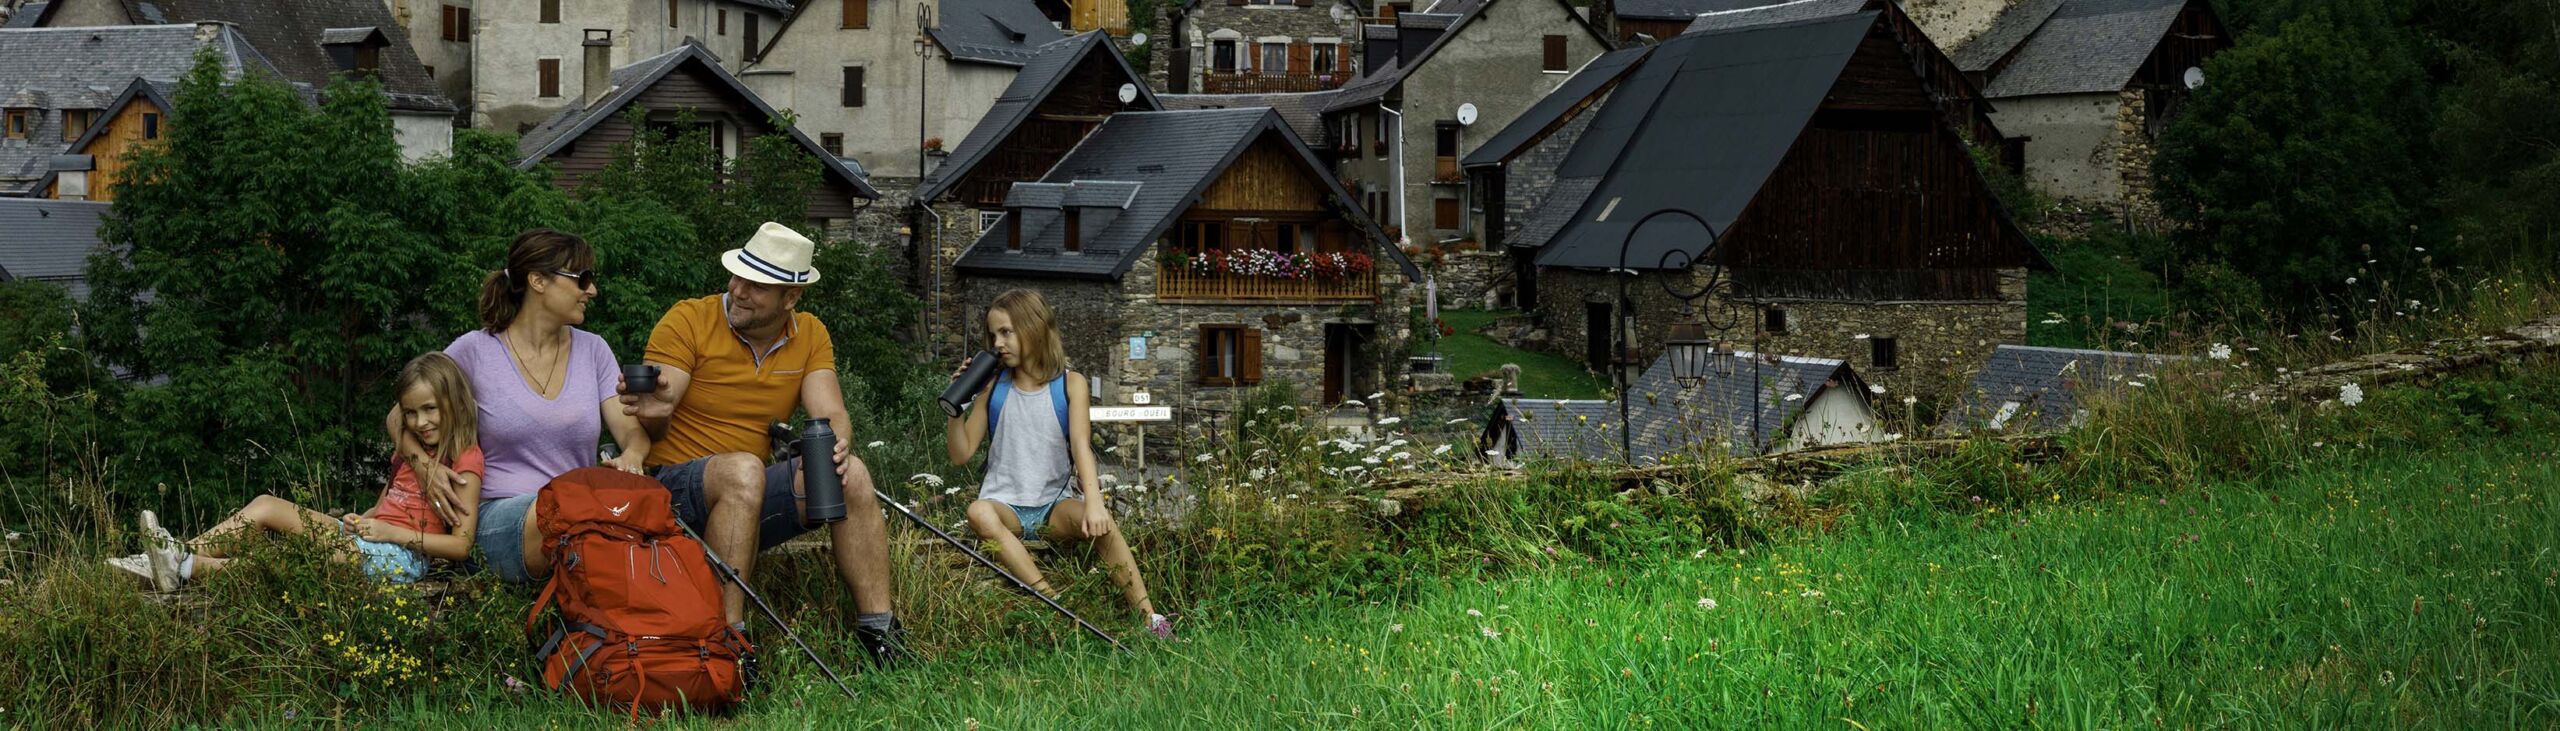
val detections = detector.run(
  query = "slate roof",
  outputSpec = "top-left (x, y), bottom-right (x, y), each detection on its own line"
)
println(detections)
top-left (722, 0), bottom-right (797, 13)
top-left (0, 197), bottom-right (111, 301)
top-left (1459, 45), bottom-right (1647, 168)
top-left (1942, 344), bottom-right (2184, 433)
top-left (0, 23), bottom-right (278, 193)
top-left (1321, 0), bottom-right (1611, 113)
top-left (1677, 0), bottom-right (1866, 32)
top-left (1950, 0), bottom-right (2062, 71)
top-left (1489, 398), bottom-right (1621, 462)
top-left (3, 2), bottom-right (49, 28)
top-left (96, 0), bottom-right (452, 113)
top-left (1621, 0), bottom-right (1796, 21)
top-left (1978, 0), bottom-right (2186, 98)
top-left (953, 108), bottom-right (1417, 281)
top-left (930, 0), bottom-right (1074, 67)
top-left (916, 32), bottom-right (1158, 203)
top-left (22, 77), bottom-right (175, 197)
top-left (1489, 348), bottom-right (1872, 463)
top-left (1527, 13), bottom-right (1877, 268)
top-left (516, 44), bottom-right (879, 200)
top-left (1158, 90), bottom-right (1337, 147)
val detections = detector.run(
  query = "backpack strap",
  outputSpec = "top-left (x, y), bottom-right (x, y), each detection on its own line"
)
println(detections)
top-left (1048, 371), bottom-right (1070, 438)
top-left (988, 368), bottom-right (1011, 433)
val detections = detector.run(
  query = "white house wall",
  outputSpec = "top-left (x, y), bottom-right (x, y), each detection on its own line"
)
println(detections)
top-left (1777, 386), bottom-right (1881, 452)
top-left (1985, 91), bottom-right (2125, 204)
top-left (1381, 0), bottom-right (1607, 243)
top-left (392, 110), bottom-right (455, 162)
top-left (468, 0), bottom-right (782, 133)
top-left (747, 0), bottom-right (1024, 180)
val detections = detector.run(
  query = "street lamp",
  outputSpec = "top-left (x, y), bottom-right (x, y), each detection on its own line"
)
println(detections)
top-left (1612, 208), bottom-right (1745, 464)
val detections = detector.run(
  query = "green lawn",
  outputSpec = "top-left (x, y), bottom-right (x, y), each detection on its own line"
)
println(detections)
top-left (374, 432), bottom-right (2560, 728)
top-left (1429, 309), bottom-right (1610, 400)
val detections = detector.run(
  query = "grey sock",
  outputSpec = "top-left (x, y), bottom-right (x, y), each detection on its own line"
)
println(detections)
top-left (855, 612), bottom-right (896, 632)
top-left (730, 621), bottom-right (747, 635)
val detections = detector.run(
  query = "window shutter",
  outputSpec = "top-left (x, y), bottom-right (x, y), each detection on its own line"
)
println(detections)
top-left (1241, 329), bottom-right (1264, 384)
top-left (745, 14), bottom-right (761, 61)
top-left (1434, 197), bottom-right (1459, 229)
top-left (717, 8), bottom-right (727, 34)
top-left (1543, 35), bottom-right (1566, 71)
top-left (440, 5), bottom-right (454, 40)
top-left (1289, 40), bottom-right (1310, 74)
top-left (538, 59), bottom-right (560, 97)
top-left (668, 0), bottom-right (679, 28)
top-left (845, 0), bottom-right (870, 29)
top-left (1337, 43), bottom-right (1353, 75)
top-left (843, 67), bottom-right (865, 107)
top-left (542, 0), bottom-right (560, 24)
top-left (456, 7), bottom-right (471, 42)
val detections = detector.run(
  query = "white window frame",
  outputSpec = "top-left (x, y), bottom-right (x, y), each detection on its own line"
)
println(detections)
top-left (1259, 41), bottom-right (1288, 77)
top-left (979, 209), bottom-right (1005, 233)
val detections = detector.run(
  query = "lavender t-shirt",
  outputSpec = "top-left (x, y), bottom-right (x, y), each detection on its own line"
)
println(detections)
top-left (445, 328), bottom-right (620, 500)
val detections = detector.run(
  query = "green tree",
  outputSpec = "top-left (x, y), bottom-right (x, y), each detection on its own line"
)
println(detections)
top-left (2156, 0), bottom-right (2438, 317)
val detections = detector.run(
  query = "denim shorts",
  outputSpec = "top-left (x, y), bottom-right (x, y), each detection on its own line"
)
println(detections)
top-left (655, 456), bottom-right (811, 552)
top-left (476, 493), bottom-right (538, 584)
top-left (1004, 500), bottom-right (1062, 542)
top-left (342, 525), bottom-right (427, 584)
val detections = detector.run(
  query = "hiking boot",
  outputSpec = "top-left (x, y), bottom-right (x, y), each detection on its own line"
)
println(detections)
top-left (103, 554), bottom-right (154, 588)
top-left (138, 511), bottom-right (186, 591)
top-left (855, 618), bottom-right (914, 668)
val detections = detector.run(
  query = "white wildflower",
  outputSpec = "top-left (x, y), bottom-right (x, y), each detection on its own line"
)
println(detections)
top-left (1445, 417), bottom-right (1470, 425)
top-left (1902, 396), bottom-right (1918, 406)
top-left (2039, 318), bottom-right (2065, 325)
top-left (1368, 391), bottom-right (1386, 401)
top-left (1389, 623), bottom-right (1405, 633)
top-left (1392, 452), bottom-right (1413, 461)
top-left (1868, 384), bottom-right (1885, 394)
top-left (943, 486), bottom-right (962, 496)
top-left (1195, 453), bottom-right (1215, 463)
top-left (1853, 333), bottom-right (1871, 340)
top-left (1100, 474), bottom-right (1120, 484)
top-left (2129, 381), bottom-right (2149, 388)
top-left (865, 440), bottom-right (886, 449)
top-left (1432, 444), bottom-right (1453, 456)
top-left (1343, 399), bottom-right (1365, 408)
top-left (1344, 465), bottom-right (1366, 474)
top-left (1483, 450), bottom-right (1501, 457)
top-left (910, 473), bottom-right (946, 488)
top-left (2340, 382), bottom-right (2364, 407)
top-left (2208, 343), bottom-right (2233, 360)
top-left (1481, 626), bottom-right (1501, 639)
top-left (1466, 608), bottom-right (1482, 617)
top-left (1376, 417), bottom-right (1403, 426)
top-left (1362, 455), bottom-right (1382, 465)
top-left (1783, 393), bottom-right (1803, 401)
top-left (1697, 596), bottom-right (1717, 610)
top-left (2346, 277), bottom-right (2358, 285)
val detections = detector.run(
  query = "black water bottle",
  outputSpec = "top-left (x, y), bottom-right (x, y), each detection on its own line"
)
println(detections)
top-left (938, 351), bottom-right (1002, 418)
top-left (799, 417), bottom-right (847, 524)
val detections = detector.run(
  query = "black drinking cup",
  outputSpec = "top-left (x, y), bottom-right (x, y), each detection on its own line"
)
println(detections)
top-left (621, 363), bottom-right (660, 395)
top-left (939, 351), bottom-right (1002, 418)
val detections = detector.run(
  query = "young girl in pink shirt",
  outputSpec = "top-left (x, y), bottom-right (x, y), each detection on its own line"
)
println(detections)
top-left (109, 352), bottom-right (487, 589)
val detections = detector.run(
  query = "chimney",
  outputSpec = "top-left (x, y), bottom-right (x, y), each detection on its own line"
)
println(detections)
top-left (50, 155), bottom-right (94, 201)
top-left (582, 29), bottom-right (614, 106)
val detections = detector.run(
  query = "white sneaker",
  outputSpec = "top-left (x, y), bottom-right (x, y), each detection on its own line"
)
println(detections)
top-left (138, 511), bottom-right (185, 592)
top-left (103, 554), bottom-right (154, 588)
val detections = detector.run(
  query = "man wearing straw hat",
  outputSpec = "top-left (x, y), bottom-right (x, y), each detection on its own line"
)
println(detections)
top-left (619, 222), bottom-right (908, 664)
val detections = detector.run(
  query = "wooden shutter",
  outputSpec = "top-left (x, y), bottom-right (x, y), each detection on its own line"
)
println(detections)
top-left (1288, 40), bottom-right (1310, 75)
top-left (538, 59), bottom-right (560, 97)
top-left (843, 67), bottom-right (865, 107)
top-left (1064, 209), bottom-right (1081, 252)
top-left (844, 0), bottom-right (869, 29)
top-left (1434, 197), bottom-right (1459, 229)
top-left (1543, 35), bottom-right (1566, 71)
top-left (718, 8), bottom-right (727, 33)
top-left (745, 14), bottom-right (762, 61)
top-left (1168, 47), bottom-right (1192, 92)
top-left (542, 0), bottom-right (559, 23)
top-left (668, 0), bottom-right (679, 28)
top-left (1240, 329), bottom-right (1263, 384)
top-left (456, 7), bottom-right (471, 41)
top-left (1337, 42), bottom-right (1353, 75)
top-left (440, 5), bottom-right (455, 40)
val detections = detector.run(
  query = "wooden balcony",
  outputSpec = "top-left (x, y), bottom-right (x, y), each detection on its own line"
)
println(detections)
top-left (1201, 71), bottom-right (1345, 94)
top-left (1157, 267), bottom-right (1378, 303)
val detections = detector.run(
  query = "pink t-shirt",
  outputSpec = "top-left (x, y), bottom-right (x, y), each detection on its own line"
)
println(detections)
top-left (444, 329), bottom-right (619, 500)
top-left (374, 445), bottom-right (485, 536)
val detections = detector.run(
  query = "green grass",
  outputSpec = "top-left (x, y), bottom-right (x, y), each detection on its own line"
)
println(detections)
top-left (347, 424), bottom-right (2559, 727)
top-left (1429, 309), bottom-right (1610, 400)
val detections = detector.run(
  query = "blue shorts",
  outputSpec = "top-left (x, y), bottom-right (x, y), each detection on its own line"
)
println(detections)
top-left (476, 493), bottom-right (538, 583)
top-left (342, 524), bottom-right (427, 584)
top-left (656, 456), bottom-right (812, 552)
top-left (1004, 500), bottom-right (1061, 543)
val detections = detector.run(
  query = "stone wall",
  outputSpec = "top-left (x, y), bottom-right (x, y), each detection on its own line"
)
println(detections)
top-left (2113, 88), bottom-right (2163, 229)
top-left (1984, 92), bottom-right (2125, 206)
top-left (1426, 249), bottom-right (1515, 309)
top-left (1534, 267), bottom-right (2028, 412)
top-left (1166, 0), bottom-right (1366, 93)
top-left (914, 198), bottom-right (998, 362)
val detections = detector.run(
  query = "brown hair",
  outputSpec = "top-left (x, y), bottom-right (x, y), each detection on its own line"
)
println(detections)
top-left (478, 228), bottom-right (597, 332)
top-left (990, 289), bottom-right (1069, 383)
top-left (396, 351), bottom-right (479, 463)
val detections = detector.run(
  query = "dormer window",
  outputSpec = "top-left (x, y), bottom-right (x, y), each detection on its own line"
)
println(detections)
top-left (1007, 211), bottom-right (1022, 250)
top-left (3, 108), bottom-right (29, 140)
top-left (321, 27), bottom-right (389, 78)
top-left (1063, 208), bottom-right (1081, 252)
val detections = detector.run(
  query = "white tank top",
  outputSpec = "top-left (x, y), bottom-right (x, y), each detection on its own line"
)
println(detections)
top-left (979, 375), bottom-right (1074, 507)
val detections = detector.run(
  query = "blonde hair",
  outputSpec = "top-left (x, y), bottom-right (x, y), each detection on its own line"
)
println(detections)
top-left (396, 352), bottom-right (480, 463)
top-left (990, 289), bottom-right (1069, 383)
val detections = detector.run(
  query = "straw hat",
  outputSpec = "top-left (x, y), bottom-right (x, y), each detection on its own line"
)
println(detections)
top-left (721, 222), bottom-right (822, 286)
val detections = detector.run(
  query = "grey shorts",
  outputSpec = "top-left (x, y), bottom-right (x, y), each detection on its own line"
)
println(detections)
top-left (655, 456), bottom-right (812, 552)
top-left (476, 493), bottom-right (538, 583)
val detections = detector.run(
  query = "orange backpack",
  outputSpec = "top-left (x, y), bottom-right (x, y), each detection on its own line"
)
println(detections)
top-left (524, 467), bottom-right (754, 719)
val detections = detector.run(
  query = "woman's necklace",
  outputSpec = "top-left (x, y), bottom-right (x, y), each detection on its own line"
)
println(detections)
top-left (508, 329), bottom-right (564, 397)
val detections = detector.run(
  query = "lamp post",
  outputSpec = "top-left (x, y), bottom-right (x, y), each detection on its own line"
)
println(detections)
top-left (1612, 208), bottom-right (1746, 464)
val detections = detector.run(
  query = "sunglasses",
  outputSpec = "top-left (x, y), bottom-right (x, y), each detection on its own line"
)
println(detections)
top-left (550, 269), bottom-right (599, 289)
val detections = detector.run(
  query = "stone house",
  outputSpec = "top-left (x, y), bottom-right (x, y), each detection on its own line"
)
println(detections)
top-left (949, 107), bottom-right (1421, 424)
top-left (1951, 0), bottom-right (2229, 219)
top-left (1498, 12), bottom-right (2045, 410)
top-left (515, 43), bottom-right (880, 228)
top-left (1940, 344), bottom-right (2185, 433)
top-left (1486, 349), bottom-right (1882, 465)
top-left (1153, 0), bottom-right (1367, 94)
top-left (28, 0), bottom-right (456, 161)
top-left (1321, 0), bottom-right (1612, 308)
top-left (367, 0), bottom-right (789, 134)
top-left (740, 0), bottom-right (1067, 184)
top-left (909, 31), bottom-right (1159, 360)
top-left (1, 23), bottom-right (270, 197)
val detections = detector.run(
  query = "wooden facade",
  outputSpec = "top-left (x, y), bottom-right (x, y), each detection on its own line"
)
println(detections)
top-left (48, 96), bottom-right (163, 202)
top-left (1160, 134), bottom-right (1377, 303)
top-left (537, 62), bottom-right (866, 219)
top-left (1196, 136), bottom-right (1331, 212)
top-left (947, 52), bottom-right (1133, 209)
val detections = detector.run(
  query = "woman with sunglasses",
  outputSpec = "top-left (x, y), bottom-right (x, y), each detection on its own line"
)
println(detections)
top-left (388, 228), bottom-right (656, 584)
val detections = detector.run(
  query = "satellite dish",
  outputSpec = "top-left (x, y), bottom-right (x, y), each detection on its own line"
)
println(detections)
top-left (1118, 83), bottom-right (1139, 104)
top-left (1329, 4), bottom-right (1346, 21)
top-left (1456, 102), bottom-right (1478, 126)
top-left (2182, 66), bottom-right (2205, 90)
top-left (1130, 32), bottom-right (1149, 46)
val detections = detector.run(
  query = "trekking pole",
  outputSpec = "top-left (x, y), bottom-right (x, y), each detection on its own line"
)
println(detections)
top-left (872, 488), bottom-right (1128, 652)
top-left (678, 520), bottom-right (860, 701)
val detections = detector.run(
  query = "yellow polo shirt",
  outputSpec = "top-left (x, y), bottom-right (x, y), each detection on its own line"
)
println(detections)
top-left (643, 295), bottom-right (836, 468)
